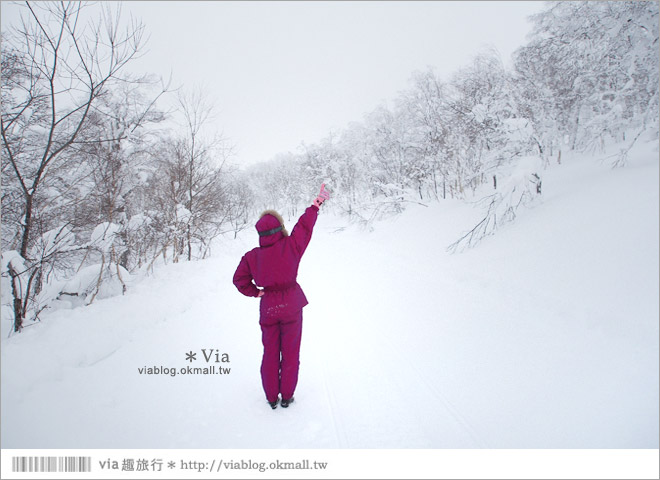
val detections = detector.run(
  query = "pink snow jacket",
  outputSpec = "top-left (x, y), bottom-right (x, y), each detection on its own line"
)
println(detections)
top-left (233, 205), bottom-right (319, 323)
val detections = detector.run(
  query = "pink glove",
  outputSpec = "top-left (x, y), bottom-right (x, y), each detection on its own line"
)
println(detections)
top-left (313, 183), bottom-right (330, 208)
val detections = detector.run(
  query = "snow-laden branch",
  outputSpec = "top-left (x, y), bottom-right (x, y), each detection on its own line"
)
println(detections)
top-left (448, 157), bottom-right (543, 253)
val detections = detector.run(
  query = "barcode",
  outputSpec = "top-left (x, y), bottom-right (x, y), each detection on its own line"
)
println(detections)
top-left (11, 456), bottom-right (91, 473)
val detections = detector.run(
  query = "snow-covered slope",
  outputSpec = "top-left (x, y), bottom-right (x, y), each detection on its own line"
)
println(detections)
top-left (1, 140), bottom-right (658, 449)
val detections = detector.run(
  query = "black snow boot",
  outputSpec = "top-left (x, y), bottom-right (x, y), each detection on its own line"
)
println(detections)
top-left (268, 398), bottom-right (279, 410)
top-left (281, 397), bottom-right (294, 408)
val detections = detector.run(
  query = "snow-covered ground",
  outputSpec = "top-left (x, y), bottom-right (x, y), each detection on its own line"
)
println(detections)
top-left (1, 140), bottom-right (658, 449)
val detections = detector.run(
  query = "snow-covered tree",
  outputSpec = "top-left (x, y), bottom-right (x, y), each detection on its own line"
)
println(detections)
top-left (513, 1), bottom-right (659, 162)
top-left (1, 2), bottom-right (149, 330)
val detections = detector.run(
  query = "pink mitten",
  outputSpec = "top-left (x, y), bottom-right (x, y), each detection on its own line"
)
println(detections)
top-left (313, 183), bottom-right (330, 208)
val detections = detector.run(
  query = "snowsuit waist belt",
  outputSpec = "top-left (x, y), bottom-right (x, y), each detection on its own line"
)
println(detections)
top-left (263, 282), bottom-right (298, 293)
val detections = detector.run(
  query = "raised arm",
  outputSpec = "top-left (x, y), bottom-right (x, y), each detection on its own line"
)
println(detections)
top-left (291, 184), bottom-right (330, 255)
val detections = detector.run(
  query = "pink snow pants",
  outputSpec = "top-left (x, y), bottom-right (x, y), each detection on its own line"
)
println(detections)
top-left (260, 310), bottom-right (303, 403)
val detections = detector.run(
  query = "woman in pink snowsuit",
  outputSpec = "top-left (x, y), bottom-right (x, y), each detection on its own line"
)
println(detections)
top-left (233, 185), bottom-right (329, 409)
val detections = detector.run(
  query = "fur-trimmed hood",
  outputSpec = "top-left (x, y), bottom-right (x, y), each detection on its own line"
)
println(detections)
top-left (256, 210), bottom-right (289, 247)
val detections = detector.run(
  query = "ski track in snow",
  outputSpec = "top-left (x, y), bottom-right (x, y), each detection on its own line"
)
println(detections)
top-left (374, 326), bottom-right (488, 448)
top-left (321, 366), bottom-right (350, 448)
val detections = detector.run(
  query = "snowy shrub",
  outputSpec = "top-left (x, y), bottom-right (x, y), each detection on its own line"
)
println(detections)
top-left (56, 263), bottom-right (130, 308)
top-left (448, 156), bottom-right (543, 253)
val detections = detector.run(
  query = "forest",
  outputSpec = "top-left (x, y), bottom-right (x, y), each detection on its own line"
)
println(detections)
top-left (2, 1), bottom-right (658, 332)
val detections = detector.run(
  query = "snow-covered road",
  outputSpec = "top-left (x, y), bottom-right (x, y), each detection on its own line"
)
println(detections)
top-left (2, 144), bottom-right (658, 449)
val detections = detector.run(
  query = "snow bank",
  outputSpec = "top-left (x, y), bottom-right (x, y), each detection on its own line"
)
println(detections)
top-left (90, 222), bottom-right (122, 253)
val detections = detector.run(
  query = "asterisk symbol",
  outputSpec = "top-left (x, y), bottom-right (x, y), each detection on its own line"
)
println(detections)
top-left (185, 351), bottom-right (196, 362)
top-left (167, 461), bottom-right (176, 469)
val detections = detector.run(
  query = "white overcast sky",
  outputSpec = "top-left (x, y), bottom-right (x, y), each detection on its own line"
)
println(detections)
top-left (1, 1), bottom-right (545, 167)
